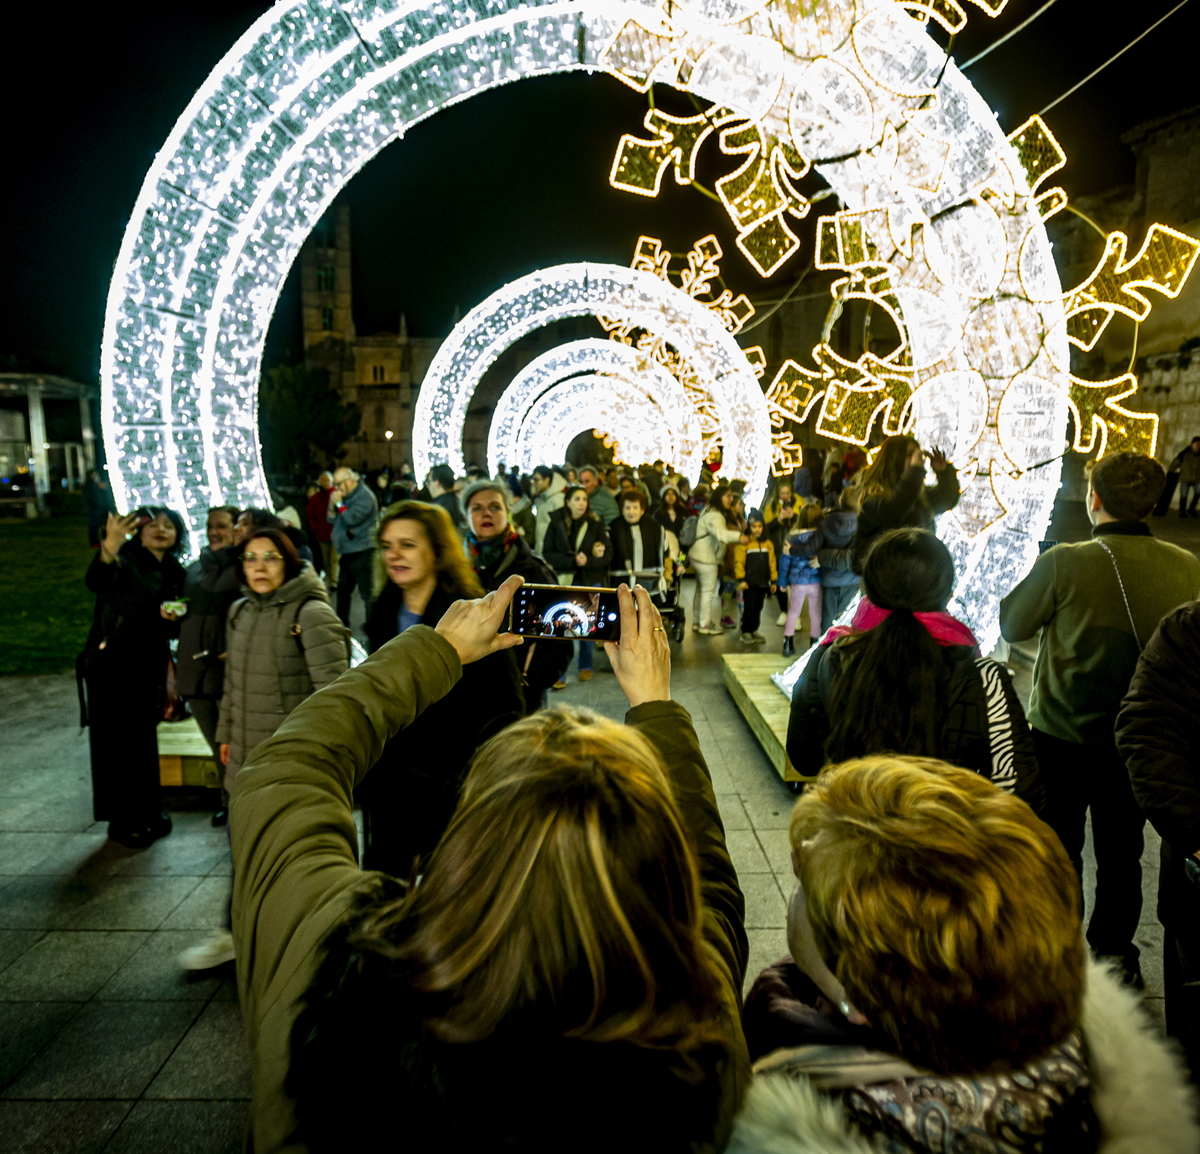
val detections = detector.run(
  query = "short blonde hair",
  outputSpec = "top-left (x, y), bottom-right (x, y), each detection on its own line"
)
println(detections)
top-left (790, 755), bottom-right (1083, 1074)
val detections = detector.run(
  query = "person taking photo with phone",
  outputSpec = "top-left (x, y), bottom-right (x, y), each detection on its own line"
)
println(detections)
top-left (78, 507), bottom-right (189, 848)
top-left (544, 484), bottom-right (612, 684)
top-left (847, 435), bottom-right (960, 573)
top-left (228, 579), bottom-right (750, 1154)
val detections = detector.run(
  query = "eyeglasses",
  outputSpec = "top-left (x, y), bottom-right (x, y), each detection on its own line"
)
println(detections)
top-left (243, 552), bottom-right (284, 564)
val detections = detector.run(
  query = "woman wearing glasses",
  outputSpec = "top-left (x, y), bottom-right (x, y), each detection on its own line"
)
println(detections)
top-left (215, 529), bottom-right (349, 794)
top-left (182, 529), bottom-right (349, 972)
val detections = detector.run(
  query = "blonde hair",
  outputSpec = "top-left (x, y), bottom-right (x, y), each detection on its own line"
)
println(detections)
top-left (790, 755), bottom-right (1083, 1073)
top-left (352, 706), bottom-right (723, 1051)
top-left (852, 435), bottom-right (918, 502)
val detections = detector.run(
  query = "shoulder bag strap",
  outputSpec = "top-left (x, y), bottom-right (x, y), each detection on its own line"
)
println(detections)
top-left (1095, 538), bottom-right (1142, 651)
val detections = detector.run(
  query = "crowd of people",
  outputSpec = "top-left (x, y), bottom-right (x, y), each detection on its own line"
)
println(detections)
top-left (73, 437), bottom-right (1200, 1152)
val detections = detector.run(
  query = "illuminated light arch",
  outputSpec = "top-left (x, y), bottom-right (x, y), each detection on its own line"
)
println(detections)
top-left (508, 372), bottom-right (676, 472)
top-left (413, 264), bottom-right (769, 501)
top-left (487, 338), bottom-right (705, 478)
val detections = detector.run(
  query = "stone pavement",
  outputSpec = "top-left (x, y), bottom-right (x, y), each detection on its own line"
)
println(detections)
top-left (0, 540), bottom-right (1184, 1151)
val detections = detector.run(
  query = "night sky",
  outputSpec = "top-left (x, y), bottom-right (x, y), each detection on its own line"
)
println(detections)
top-left (3, 0), bottom-right (1197, 384)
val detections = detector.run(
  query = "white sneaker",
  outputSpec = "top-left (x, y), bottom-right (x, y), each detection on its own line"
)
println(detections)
top-left (698, 624), bottom-right (724, 635)
top-left (776, 611), bottom-right (787, 626)
top-left (178, 931), bottom-right (235, 971)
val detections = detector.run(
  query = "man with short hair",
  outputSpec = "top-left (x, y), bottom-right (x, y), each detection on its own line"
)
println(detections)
top-left (579, 465), bottom-right (619, 527)
top-left (427, 463), bottom-right (465, 531)
top-left (328, 467), bottom-right (379, 627)
top-left (530, 464), bottom-right (567, 553)
top-left (1001, 451), bottom-right (1200, 986)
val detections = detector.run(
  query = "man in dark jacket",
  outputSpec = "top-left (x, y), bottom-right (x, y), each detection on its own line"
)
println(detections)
top-left (176, 505), bottom-right (243, 825)
top-left (1001, 452), bottom-right (1200, 986)
top-left (461, 479), bottom-right (569, 708)
top-left (327, 467), bottom-right (379, 627)
top-left (1116, 601), bottom-right (1200, 1072)
top-left (427, 463), bottom-right (466, 532)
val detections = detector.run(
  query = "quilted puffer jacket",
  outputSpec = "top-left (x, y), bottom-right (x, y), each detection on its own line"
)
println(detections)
top-left (216, 563), bottom-right (348, 791)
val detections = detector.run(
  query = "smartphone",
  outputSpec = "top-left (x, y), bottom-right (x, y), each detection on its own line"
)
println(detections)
top-left (1038, 540), bottom-right (1058, 555)
top-left (507, 584), bottom-right (625, 641)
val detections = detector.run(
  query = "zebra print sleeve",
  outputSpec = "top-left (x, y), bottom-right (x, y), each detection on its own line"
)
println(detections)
top-left (976, 657), bottom-right (1018, 793)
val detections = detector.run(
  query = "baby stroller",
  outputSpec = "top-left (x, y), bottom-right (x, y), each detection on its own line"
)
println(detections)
top-left (618, 563), bottom-right (686, 643)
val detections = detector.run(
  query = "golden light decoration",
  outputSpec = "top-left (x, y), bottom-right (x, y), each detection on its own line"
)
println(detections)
top-left (594, 0), bottom-right (1198, 664)
top-left (600, 233), bottom-right (761, 464)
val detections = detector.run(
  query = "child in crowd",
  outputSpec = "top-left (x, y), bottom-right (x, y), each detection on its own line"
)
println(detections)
top-left (734, 512), bottom-right (777, 643)
top-left (778, 505), bottom-right (824, 656)
top-left (816, 492), bottom-right (859, 633)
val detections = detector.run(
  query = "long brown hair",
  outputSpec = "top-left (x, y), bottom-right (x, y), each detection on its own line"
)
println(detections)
top-left (348, 706), bottom-right (723, 1051)
top-left (850, 435), bottom-right (919, 503)
top-left (375, 500), bottom-right (483, 599)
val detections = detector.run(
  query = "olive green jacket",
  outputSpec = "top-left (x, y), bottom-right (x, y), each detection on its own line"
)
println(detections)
top-left (999, 522), bottom-right (1200, 744)
top-left (229, 625), bottom-right (750, 1152)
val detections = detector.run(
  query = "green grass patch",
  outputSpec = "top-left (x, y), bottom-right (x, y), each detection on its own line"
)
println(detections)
top-left (0, 515), bottom-right (95, 675)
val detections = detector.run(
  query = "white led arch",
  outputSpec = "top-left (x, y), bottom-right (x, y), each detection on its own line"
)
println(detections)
top-left (412, 263), bottom-right (769, 501)
top-left (101, 0), bottom-right (1068, 661)
top-left (510, 372), bottom-right (677, 471)
top-left (487, 338), bottom-right (705, 480)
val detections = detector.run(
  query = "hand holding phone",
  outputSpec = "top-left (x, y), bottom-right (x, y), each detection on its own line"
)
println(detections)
top-left (603, 584), bottom-right (670, 709)
top-left (508, 584), bottom-right (624, 641)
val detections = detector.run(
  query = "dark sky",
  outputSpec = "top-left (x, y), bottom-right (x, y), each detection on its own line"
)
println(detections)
top-left (3, 0), bottom-right (1197, 382)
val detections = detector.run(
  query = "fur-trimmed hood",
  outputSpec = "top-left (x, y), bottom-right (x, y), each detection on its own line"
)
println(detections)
top-left (727, 958), bottom-right (1198, 1154)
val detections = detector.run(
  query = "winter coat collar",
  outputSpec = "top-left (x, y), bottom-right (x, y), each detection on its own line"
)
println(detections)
top-left (1092, 520), bottom-right (1153, 538)
top-left (727, 958), bottom-right (1198, 1154)
top-left (239, 562), bottom-right (329, 608)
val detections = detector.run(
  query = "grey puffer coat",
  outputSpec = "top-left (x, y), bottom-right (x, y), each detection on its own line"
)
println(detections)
top-left (216, 564), bottom-right (348, 792)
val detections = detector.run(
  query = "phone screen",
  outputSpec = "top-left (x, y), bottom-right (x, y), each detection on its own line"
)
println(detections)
top-left (508, 584), bottom-right (623, 640)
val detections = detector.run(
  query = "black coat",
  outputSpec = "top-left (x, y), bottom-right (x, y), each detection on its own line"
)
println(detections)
top-left (544, 510), bottom-right (611, 586)
top-left (473, 535), bottom-right (571, 700)
top-left (361, 583), bottom-right (525, 875)
top-left (79, 544), bottom-right (186, 824)
top-left (175, 545), bottom-right (242, 698)
top-left (654, 503), bottom-right (685, 536)
top-left (851, 463), bottom-right (960, 573)
top-left (786, 636), bottom-right (1043, 811)
top-left (608, 517), bottom-right (666, 580)
top-left (1117, 601), bottom-right (1200, 858)
top-left (433, 491), bottom-right (465, 531)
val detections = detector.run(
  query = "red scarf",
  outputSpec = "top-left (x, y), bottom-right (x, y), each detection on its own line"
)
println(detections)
top-left (821, 597), bottom-right (979, 653)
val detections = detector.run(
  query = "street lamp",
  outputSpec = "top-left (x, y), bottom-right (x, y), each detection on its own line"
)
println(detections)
top-left (384, 429), bottom-right (393, 473)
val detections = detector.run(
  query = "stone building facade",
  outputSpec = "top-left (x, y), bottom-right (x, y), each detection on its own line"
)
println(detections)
top-left (300, 204), bottom-right (440, 473)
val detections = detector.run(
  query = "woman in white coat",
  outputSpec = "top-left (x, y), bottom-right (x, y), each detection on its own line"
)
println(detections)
top-left (689, 485), bottom-right (749, 635)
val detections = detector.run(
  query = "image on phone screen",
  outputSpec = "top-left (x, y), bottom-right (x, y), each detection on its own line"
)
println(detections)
top-left (509, 584), bottom-right (623, 641)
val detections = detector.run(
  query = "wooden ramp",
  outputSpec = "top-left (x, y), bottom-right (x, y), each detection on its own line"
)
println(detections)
top-left (156, 718), bottom-right (222, 789)
top-left (720, 654), bottom-right (805, 786)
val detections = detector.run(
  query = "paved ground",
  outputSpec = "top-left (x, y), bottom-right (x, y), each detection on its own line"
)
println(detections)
top-left (1, 497), bottom-right (1195, 1152)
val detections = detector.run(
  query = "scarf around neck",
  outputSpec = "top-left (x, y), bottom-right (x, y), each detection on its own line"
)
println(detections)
top-left (821, 597), bottom-right (979, 652)
top-left (467, 525), bottom-right (518, 570)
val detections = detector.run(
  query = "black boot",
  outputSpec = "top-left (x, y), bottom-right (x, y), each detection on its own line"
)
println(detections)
top-left (782, 635), bottom-right (795, 656)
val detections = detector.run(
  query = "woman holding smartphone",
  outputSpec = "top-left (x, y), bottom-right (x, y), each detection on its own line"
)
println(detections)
top-left (361, 501), bottom-right (524, 875)
top-left (544, 485), bottom-right (612, 685)
top-left (80, 507), bottom-right (188, 848)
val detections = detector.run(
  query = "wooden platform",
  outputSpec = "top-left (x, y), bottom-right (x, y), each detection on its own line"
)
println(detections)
top-left (720, 653), bottom-right (806, 785)
top-left (156, 717), bottom-right (222, 789)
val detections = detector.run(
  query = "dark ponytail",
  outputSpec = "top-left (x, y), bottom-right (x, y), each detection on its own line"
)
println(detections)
top-left (824, 528), bottom-right (956, 763)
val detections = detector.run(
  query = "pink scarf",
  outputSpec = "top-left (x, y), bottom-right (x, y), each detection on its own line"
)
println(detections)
top-left (821, 597), bottom-right (979, 653)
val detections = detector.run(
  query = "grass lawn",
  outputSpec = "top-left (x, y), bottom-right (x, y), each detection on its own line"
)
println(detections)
top-left (0, 515), bottom-right (95, 675)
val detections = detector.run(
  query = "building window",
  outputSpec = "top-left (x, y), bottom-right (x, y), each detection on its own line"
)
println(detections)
top-left (321, 306), bottom-right (334, 331)
top-left (371, 364), bottom-right (385, 382)
top-left (317, 265), bottom-right (336, 292)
